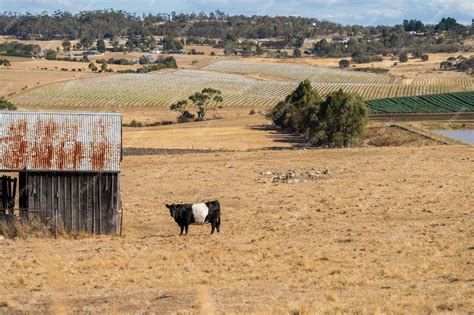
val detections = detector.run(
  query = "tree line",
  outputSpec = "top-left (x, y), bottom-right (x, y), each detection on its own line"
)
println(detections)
top-left (311, 18), bottom-right (470, 60)
top-left (0, 10), bottom-right (469, 44)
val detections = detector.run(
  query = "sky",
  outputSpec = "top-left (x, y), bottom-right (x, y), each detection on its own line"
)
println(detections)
top-left (1, 0), bottom-right (473, 26)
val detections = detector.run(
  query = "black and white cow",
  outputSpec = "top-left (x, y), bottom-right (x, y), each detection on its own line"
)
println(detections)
top-left (166, 200), bottom-right (221, 235)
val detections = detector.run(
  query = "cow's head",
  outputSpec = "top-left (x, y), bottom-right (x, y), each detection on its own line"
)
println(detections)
top-left (166, 204), bottom-right (177, 217)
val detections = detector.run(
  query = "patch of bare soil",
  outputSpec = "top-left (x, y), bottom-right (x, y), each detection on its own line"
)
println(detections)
top-left (363, 123), bottom-right (439, 147)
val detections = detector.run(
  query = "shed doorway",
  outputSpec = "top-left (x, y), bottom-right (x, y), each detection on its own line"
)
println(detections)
top-left (0, 175), bottom-right (17, 218)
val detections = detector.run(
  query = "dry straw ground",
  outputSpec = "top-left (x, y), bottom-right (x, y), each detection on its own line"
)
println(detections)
top-left (0, 114), bottom-right (472, 313)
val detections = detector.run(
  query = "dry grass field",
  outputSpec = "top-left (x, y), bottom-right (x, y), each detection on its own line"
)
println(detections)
top-left (0, 68), bottom-right (94, 99)
top-left (0, 113), bottom-right (473, 313)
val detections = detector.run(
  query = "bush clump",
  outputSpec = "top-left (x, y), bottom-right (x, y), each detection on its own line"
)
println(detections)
top-left (0, 99), bottom-right (17, 110)
top-left (399, 52), bottom-right (408, 62)
top-left (269, 80), bottom-right (368, 148)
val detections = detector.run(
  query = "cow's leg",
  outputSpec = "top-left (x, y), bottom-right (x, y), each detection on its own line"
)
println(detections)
top-left (180, 225), bottom-right (184, 235)
top-left (185, 225), bottom-right (189, 235)
top-left (211, 221), bottom-right (216, 234)
top-left (216, 216), bottom-right (221, 233)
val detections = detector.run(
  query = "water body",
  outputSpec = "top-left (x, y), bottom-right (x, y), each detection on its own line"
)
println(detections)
top-left (434, 130), bottom-right (474, 144)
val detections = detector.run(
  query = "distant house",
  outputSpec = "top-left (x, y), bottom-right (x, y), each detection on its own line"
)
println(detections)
top-left (406, 31), bottom-right (417, 35)
top-left (332, 36), bottom-right (351, 44)
top-left (64, 52), bottom-right (83, 58)
top-left (82, 50), bottom-right (104, 57)
top-left (140, 55), bottom-right (157, 63)
top-left (151, 47), bottom-right (163, 54)
top-left (169, 49), bottom-right (188, 54)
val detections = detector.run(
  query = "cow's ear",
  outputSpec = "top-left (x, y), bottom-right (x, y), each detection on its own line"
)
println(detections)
top-left (165, 204), bottom-right (171, 209)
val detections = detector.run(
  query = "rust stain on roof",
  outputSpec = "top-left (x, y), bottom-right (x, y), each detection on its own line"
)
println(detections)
top-left (0, 112), bottom-right (122, 172)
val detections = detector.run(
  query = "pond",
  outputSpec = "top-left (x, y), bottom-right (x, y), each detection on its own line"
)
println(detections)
top-left (434, 130), bottom-right (474, 144)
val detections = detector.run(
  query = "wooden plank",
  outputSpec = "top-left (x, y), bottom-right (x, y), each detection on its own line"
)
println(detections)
top-left (92, 174), bottom-right (96, 234)
top-left (110, 174), bottom-right (116, 234)
top-left (106, 174), bottom-right (112, 234)
top-left (79, 174), bottom-right (83, 232)
top-left (63, 175), bottom-right (69, 231)
top-left (71, 174), bottom-right (77, 233)
top-left (40, 174), bottom-right (46, 225)
top-left (98, 175), bottom-right (102, 234)
top-left (86, 174), bottom-right (92, 233)
top-left (115, 174), bottom-right (122, 235)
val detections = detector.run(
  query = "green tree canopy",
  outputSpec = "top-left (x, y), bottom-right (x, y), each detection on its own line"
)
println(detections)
top-left (270, 81), bottom-right (368, 147)
top-left (169, 88), bottom-right (224, 122)
top-left (271, 79), bottom-right (322, 132)
top-left (339, 59), bottom-right (350, 68)
top-left (62, 40), bottom-right (71, 51)
top-left (317, 89), bottom-right (368, 147)
top-left (0, 99), bottom-right (17, 110)
top-left (97, 39), bottom-right (106, 53)
top-left (80, 36), bottom-right (93, 50)
top-left (189, 88), bottom-right (223, 120)
top-left (399, 52), bottom-right (408, 62)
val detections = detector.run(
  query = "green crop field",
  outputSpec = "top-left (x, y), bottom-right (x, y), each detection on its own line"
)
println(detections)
top-left (367, 92), bottom-right (474, 114)
top-left (10, 60), bottom-right (474, 109)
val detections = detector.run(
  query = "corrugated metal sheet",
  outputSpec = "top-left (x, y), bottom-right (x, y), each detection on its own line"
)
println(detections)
top-left (0, 112), bottom-right (122, 172)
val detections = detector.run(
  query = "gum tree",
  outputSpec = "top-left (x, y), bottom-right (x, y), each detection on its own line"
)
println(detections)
top-left (189, 88), bottom-right (223, 120)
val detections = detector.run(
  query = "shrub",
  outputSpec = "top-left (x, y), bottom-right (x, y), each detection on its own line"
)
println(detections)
top-left (0, 99), bottom-right (17, 110)
top-left (129, 120), bottom-right (143, 127)
top-left (352, 67), bottom-right (389, 74)
top-left (0, 59), bottom-right (11, 67)
top-left (88, 62), bottom-right (98, 72)
top-left (421, 54), bottom-right (429, 61)
top-left (117, 69), bottom-right (136, 73)
top-left (351, 52), bottom-right (383, 64)
top-left (412, 49), bottom-right (423, 59)
top-left (339, 59), bottom-right (350, 68)
top-left (399, 52), bottom-right (408, 62)
top-left (177, 111), bottom-right (195, 123)
top-left (44, 49), bottom-right (57, 60)
top-left (147, 120), bottom-right (173, 127)
top-left (249, 109), bottom-right (256, 115)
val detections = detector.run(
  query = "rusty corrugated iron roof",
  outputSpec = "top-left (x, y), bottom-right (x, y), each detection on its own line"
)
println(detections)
top-left (0, 112), bottom-right (122, 172)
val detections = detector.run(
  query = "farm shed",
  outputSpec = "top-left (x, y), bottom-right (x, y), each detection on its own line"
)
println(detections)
top-left (0, 111), bottom-right (123, 235)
